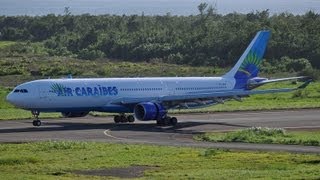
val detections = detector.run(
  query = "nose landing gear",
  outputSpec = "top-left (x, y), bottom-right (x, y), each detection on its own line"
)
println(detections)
top-left (31, 110), bottom-right (41, 127)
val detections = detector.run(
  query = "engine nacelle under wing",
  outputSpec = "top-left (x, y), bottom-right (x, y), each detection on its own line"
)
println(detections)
top-left (134, 102), bottom-right (166, 121)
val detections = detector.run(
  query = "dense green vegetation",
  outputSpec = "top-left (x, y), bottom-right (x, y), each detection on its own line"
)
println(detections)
top-left (195, 128), bottom-right (320, 146)
top-left (0, 141), bottom-right (319, 179)
top-left (1, 4), bottom-right (320, 74)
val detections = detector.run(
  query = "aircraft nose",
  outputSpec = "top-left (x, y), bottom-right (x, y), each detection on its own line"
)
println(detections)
top-left (6, 93), bottom-right (19, 106)
top-left (6, 93), bottom-right (14, 104)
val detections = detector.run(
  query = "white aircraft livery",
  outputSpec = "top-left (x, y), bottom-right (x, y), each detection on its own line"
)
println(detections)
top-left (6, 30), bottom-right (311, 126)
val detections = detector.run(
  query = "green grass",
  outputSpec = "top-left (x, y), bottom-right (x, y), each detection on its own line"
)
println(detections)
top-left (0, 86), bottom-right (14, 109)
top-left (0, 141), bottom-right (319, 179)
top-left (0, 41), bottom-right (16, 49)
top-left (195, 128), bottom-right (320, 146)
top-left (0, 109), bottom-right (60, 120)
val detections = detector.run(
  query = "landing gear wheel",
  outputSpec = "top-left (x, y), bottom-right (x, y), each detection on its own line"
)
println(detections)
top-left (157, 116), bottom-right (178, 126)
top-left (32, 120), bottom-right (41, 127)
top-left (127, 115), bottom-right (135, 123)
top-left (114, 114), bottom-right (135, 124)
top-left (156, 119), bottom-right (164, 126)
top-left (120, 115), bottom-right (127, 123)
top-left (114, 115), bottom-right (121, 123)
top-left (170, 117), bottom-right (178, 126)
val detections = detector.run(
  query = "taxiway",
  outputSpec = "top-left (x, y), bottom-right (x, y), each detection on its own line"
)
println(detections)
top-left (0, 109), bottom-right (319, 153)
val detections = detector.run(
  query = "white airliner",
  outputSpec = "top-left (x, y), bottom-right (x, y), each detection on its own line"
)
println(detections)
top-left (6, 30), bottom-right (311, 126)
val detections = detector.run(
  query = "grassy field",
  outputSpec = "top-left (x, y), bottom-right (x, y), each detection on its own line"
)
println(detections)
top-left (0, 81), bottom-right (319, 120)
top-left (0, 41), bottom-right (16, 48)
top-left (0, 57), bottom-right (225, 87)
top-left (0, 141), bottom-right (319, 179)
top-left (195, 128), bottom-right (320, 146)
top-left (0, 109), bottom-right (60, 120)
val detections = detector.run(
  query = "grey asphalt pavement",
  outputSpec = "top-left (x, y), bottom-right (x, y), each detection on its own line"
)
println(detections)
top-left (0, 109), bottom-right (319, 153)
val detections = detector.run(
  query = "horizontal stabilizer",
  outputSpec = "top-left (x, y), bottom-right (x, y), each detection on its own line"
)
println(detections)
top-left (247, 76), bottom-right (311, 89)
top-left (298, 79), bottom-right (313, 89)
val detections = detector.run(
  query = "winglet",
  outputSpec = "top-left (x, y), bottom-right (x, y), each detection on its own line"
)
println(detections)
top-left (297, 79), bottom-right (313, 89)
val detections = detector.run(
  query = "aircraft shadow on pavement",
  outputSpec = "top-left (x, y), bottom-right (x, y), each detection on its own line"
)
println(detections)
top-left (0, 120), bottom-right (250, 135)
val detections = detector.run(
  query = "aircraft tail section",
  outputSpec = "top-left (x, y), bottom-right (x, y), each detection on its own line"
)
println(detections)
top-left (223, 30), bottom-right (271, 89)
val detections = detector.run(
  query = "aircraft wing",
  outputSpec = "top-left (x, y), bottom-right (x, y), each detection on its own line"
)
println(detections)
top-left (112, 79), bottom-right (312, 105)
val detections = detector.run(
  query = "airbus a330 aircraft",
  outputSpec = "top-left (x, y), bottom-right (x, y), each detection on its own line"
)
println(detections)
top-left (6, 30), bottom-right (311, 127)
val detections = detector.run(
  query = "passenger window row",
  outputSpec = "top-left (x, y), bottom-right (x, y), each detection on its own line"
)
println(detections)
top-left (120, 88), bottom-right (162, 91)
top-left (176, 87), bottom-right (225, 90)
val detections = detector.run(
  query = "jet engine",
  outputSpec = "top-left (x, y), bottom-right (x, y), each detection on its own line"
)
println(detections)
top-left (134, 102), bottom-right (167, 121)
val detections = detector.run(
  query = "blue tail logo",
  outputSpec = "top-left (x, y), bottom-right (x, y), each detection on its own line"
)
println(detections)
top-left (235, 51), bottom-right (262, 79)
top-left (223, 30), bottom-right (270, 89)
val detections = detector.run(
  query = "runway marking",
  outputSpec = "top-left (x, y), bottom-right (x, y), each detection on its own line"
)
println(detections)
top-left (103, 129), bottom-right (126, 140)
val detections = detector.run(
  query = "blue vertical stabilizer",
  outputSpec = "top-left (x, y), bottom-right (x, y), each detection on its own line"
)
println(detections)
top-left (223, 30), bottom-right (271, 89)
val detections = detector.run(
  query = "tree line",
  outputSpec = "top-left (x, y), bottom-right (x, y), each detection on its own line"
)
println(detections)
top-left (0, 3), bottom-right (320, 70)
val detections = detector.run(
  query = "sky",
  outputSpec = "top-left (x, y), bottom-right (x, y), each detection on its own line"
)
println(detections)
top-left (0, 0), bottom-right (319, 16)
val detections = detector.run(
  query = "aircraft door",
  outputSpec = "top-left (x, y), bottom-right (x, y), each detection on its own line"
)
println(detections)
top-left (164, 80), bottom-right (177, 96)
top-left (39, 86), bottom-right (52, 102)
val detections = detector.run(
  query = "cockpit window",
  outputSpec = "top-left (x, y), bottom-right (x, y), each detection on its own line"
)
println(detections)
top-left (13, 89), bottom-right (28, 93)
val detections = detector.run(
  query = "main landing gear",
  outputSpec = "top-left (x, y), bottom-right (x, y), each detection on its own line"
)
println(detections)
top-left (156, 116), bottom-right (178, 126)
top-left (31, 110), bottom-right (41, 127)
top-left (113, 114), bottom-right (178, 126)
top-left (114, 114), bottom-right (135, 123)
